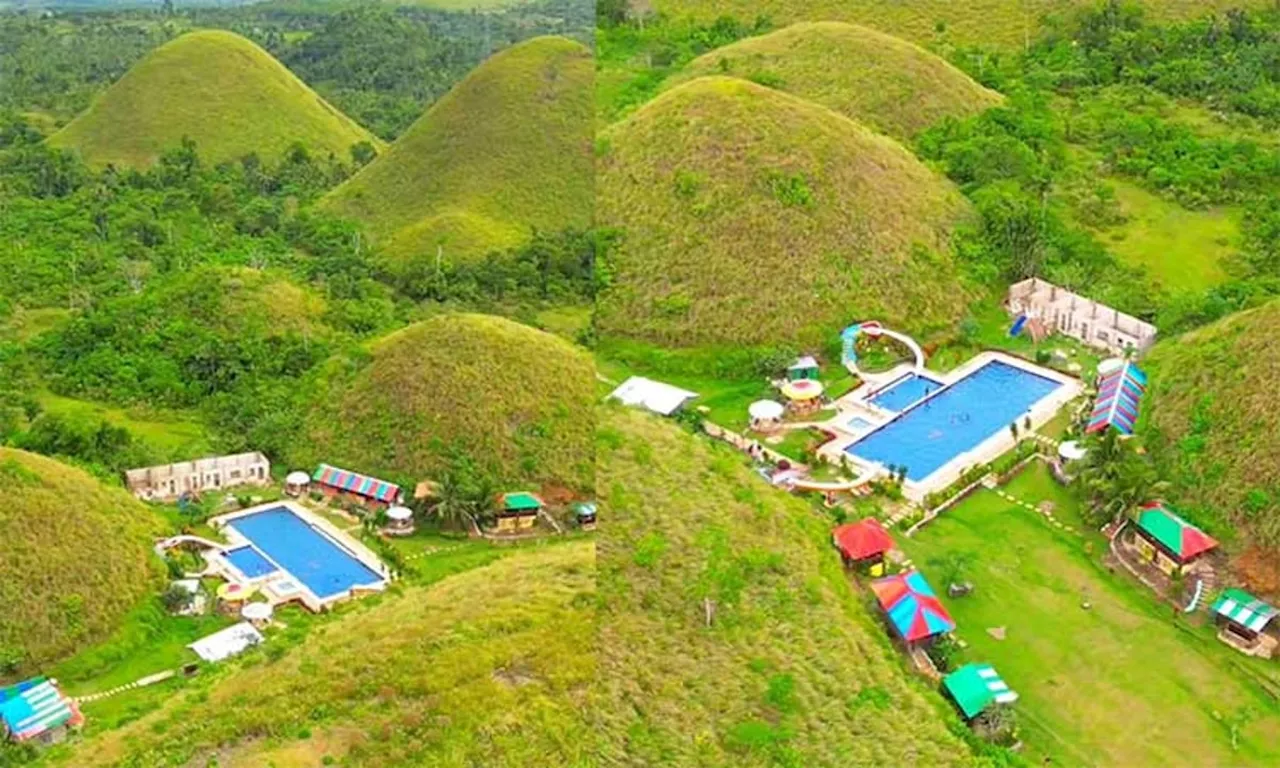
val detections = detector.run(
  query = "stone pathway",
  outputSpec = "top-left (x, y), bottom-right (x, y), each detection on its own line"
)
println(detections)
top-left (74, 670), bottom-right (176, 704)
top-left (403, 543), bottom-right (466, 561)
top-left (991, 487), bottom-right (1078, 535)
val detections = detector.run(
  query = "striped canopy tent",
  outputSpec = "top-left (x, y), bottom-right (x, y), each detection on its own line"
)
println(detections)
top-left (833, 518), bottom-right (894, 562)
top-left (871, 570), bottom-right (956, 643)
top-left (1086, 362), bottom-right (1147, 435)
top-left (312, 464), bottom-right (400, 504)
top-left (943, 663), bottom-right (1019, 720)
top-left (1134, 502), bottom-right (1218, 564)
top-left (0, 678), bottom-right (82, 743)
top-left (1212, 589), bottom-right (1277, 634)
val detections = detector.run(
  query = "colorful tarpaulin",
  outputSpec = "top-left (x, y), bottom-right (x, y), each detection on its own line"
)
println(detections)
top-left (833, 518), bottom-right (894, 561)
top-left (1086, 362), bottom-right (1146, 435)
top-left (943, 663), bottom-right (1018, 719)
top-left (1135, 502), bottom-right (1218, 562)
top-left (0, 678), bottom-right (82, 742)
top-left (312, 464), bottom-right (400, 503)
top-left (1212, 588), bottom-right (1277, 633)
top-left (871, 570), bottom-right (956, 643)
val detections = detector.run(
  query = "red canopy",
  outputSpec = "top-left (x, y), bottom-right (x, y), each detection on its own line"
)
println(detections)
top-left (833, 518), bottom-right (894, 561)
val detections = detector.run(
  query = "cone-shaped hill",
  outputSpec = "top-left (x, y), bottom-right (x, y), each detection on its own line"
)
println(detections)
top-left (295, 313), bottom-right (595, 492)
top-left (595, 76), bottom-right (972, 352)
top-left (673, 22), bottom-right (1002, 143)
top-left (47, 30), bottom-right (380, 169)
top-left (1141, 300), bottom-right (1280, 569)
top-left (0, 449), bottom-right (164, 678)
top-left (320, 35), bottom-right (593, 270)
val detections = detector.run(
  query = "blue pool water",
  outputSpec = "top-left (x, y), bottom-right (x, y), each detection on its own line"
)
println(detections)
top-left (869, 372), bottom-right (944, 412)
top-left (227, 507), bottom-right (383, 599)
top-left (848, 361), bottom-right (1062, 482)
top-left (224, 546), bottom-right (278, 579)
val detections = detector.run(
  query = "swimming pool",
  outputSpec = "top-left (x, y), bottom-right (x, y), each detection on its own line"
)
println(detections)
top-left (226, 506), bottom-right (383, 600)
top-left (224, 546), bottom-right (278, 579)
top-left (869, 372), bottom-right (945, 412)
top-left (848, 361), bottom-right (1063, 482)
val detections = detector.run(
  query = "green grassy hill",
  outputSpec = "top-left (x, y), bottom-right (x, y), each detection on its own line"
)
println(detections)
top-left (321, 35), bottom-right (593, 271)
top-left (646, 0), bottom-right (1275, 49)
top-left (595, 76), bottom-right (972, 352)
top-left (0, 449), bottom-right (164, 679)
top-left (594, 406), bottom-right (982, 765)
top-left (672, 22), bottom-right (1002, 143)
top-left (297, 313), bottom-right (595, 492)
top-left (47, 30), bottom-right (380, 169)
top-left (1141, 299), bottom-right (1280, 563)
top-left (54, 542), bottom-right (596, 766)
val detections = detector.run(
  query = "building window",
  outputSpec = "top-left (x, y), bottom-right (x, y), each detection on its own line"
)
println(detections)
top-left (1097, 330), bottom-right (1109, 342)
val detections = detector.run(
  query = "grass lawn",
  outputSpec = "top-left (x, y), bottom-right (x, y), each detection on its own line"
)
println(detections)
top-left (901, 463), bottom-right (1280, 766)
top-left (36, 390), bottom-right (211, 461)
top-left (1093, 178), bottom-right (1239, 292)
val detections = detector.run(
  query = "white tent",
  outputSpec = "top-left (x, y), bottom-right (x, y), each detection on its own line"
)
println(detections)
top-left (285, 471), bottom-right (311, 486)
top-left (749, 400), bottom-right (785, 421)
top-left (188, 621), bottom-right (264, 663)
top-left (386, 505), bottom-right (413, 522)
top-left (609, 376), bottom-right (698, 416)
top-left (241, 602), bottom-right (274, 623)
top-left (1058, 440), bottom-right (1088, 462)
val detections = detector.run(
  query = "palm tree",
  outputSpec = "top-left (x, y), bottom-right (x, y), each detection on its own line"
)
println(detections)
top-left (432, 473), bottom-right (471, 531)
top-left (1075, 429), bottom-right (1169, 526)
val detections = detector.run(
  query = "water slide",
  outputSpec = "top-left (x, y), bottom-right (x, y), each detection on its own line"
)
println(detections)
top-left (1009, 314), bottom-right (1028, 337)
top-left (841, 322), bottom-right (925, 376)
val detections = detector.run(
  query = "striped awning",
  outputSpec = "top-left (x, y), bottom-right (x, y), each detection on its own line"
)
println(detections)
top-left (312, 464), bottom-right (400, 503)
top-left (943, 663), bottom-right (1019, 719)
top-left (1212, 589), bottom-right (1277, 633)
top-left (0, 678), bottom-right (81, 742)
top-left (1086, 362), bottom-right (1147, 435)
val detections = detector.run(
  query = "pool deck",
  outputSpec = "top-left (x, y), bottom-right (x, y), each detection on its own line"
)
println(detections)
top-left (815, 351), bottom-right (1083, 501)
top-left (207, 501), bottom-right (391, 612)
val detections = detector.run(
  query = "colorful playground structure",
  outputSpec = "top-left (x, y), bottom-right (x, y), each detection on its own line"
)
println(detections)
top-left (840, 321), bottom-right (925, 376)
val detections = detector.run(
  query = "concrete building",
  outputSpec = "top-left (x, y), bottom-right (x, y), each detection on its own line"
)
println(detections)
top-left (1007, 278), bottom-right (1157, 356)
top-left (125, 452), bottom-right (271, 501)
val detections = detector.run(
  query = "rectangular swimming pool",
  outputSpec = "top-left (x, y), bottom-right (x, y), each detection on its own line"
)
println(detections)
top-left (227, 506), bottom-right (383, 600)
top-left (848, 361), bottom-right (1063, 482)
top-left (869, 372), bottom-right (944, 412)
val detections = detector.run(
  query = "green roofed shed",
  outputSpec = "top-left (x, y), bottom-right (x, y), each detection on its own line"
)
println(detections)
top-left (1212, 589), bottom-right (1277, 634)
top-left (500, 492), bottom-right (543, 513)
top-left (942, 663), bottom-right (1018, 720)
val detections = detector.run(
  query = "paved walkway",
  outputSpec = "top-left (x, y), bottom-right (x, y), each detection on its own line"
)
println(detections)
top-left (991, 487), bottom-right (1079, 535)
top-left (74, 670), bottom-right (176, 704)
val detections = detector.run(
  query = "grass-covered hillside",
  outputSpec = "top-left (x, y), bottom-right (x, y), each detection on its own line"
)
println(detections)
top-left (298, 313), bottom-right (595, 492)
top-left (0, 449), bottom-right (163, 679)
top-left (47, 30), bottom-right (380, 169)
top-left (646, 0), bottom-right (1274, 49)
top-left (596, 76), bottom-right (972, 352)
top-left (594, 406), bottom-right (984, 765)
top-left (1141, 299), bottom-right (1280, 556)
top-left (321, 35), bottom-right (593, 270)
top-left (672, 22), bottom-right (1002, 143)
top-left (53, 542), bottom-right (596, 766)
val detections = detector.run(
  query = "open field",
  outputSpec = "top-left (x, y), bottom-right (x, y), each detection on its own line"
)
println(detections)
top-left (647, 0), bottom-right (1277, 50)
top-left (900, 462), bottom-right (1280, 766)
top-left (36, 391), bottom-right (211, 461)
top-left (1090, 178), bottom-right (1238, 292)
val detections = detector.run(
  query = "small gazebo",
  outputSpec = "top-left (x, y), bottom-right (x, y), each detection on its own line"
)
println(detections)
top-left (943, 663), bottom-right (1018, 721)
top-left (780, 379), bottom-right (825, 416)
top-left (240, 601), bottom-right (274, 629)
top-left (284, 471), bottom-right (311, 497)
top-left (833, 518), bottom-right (895, 577)
top-left (748, 400), bottom-right (785, 432)
top-left (574, 502), bottom-right (598, 530)
top-left (216, 582), bottom-right (257, 614)
top-left (787, 356), bottom-right (820, 382)
top-left (385, 505), bottom-right (415, 536)
top-left (871, 570), bottom-right (956, 648)
top-left (1211, 589), bottom-right (1279, 658)
top-left (494, 492), bottom-right (543, 533)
